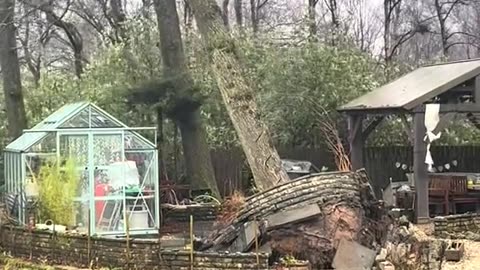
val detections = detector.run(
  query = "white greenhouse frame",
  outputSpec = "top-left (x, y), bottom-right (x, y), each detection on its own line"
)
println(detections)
top-left (4, 102), bottom-right (160, 236)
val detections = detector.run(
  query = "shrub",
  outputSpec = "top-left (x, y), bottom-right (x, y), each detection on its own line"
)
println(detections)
top-left (37, 158), bottom-right (79, 225)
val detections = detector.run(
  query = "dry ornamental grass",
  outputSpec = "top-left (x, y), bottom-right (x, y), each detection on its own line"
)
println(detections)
top-left (215, 190), bottom-right (246, 226)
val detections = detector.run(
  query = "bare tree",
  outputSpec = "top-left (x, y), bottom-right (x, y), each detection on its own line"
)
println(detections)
top-left (343, 0), bottom-right (382, 53)
top-left (110, 0), bottom-right (127, 41)
top-left (383, 0), bottom-right (402, 64)
top-left (381, 0), bottom-right (431, 69)
top-left (222, 0), bottom-right (230, 28)
top-left (308, 0), bottom-right (319, 40)
top-left (324, 0), bottom-right (339, 45)
top-left (27, 0), bottom-right (85, 78)
top-left (234, 0), bottom-right (243, 28)
top-left (454, 1), bottom-right (480, 58)
top-left (0, 0), bottom-right (28, 139)
top-left (188, 0), bottom-right (290, 190)
top-left (433, 0), bottom-right (469, 57)
top-left (70, 0), bottom-right (116, 44)
top-left (18, 3), bottom-right (47, 86)
top-left (250, 0), bottom-right (268, 35)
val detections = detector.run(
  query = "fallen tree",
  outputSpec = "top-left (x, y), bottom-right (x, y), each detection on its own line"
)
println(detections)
top-left (197, 169), bottom-right (390, 268)
top-left (188, 0), bottom-right (290, 191)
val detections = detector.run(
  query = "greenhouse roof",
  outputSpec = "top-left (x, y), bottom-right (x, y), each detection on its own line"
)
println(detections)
top-left (5, 102), bottom-right (155, 152)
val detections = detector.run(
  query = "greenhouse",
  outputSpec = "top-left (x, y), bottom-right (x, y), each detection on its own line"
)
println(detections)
top-left (4, 102), bottom-right (159, 236)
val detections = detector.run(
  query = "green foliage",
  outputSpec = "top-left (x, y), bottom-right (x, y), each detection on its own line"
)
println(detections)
top-left (279, 255), bottom-right (299, 266)
top-left (37, 158), bottom-right (79, 225)
top-left (437, 121), bottom-right (480, 145)
top-left (23, 17), bottom-right (162, 129)
top-left (189, 36), bottom-right (383, 148)
top-left (252, 43), bottom-right (382, 147)
top-left (367, 116), bottom-right (410, 146)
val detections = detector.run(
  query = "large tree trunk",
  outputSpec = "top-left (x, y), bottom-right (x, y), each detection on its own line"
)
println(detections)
top-left (222, 0), bottom-right (230, 28)
top-left (325, 0), bottom-right (339, 46)
top-left (234, 0), bottom-right (243, 28)
top-left (198, 170), bottom-right (387, 269)
top-left (249, 0), bottom-right (259, 35)
top-left (153, 0), bottom-right (220, 198)
top-left (110, 0), bottom-right (128, 41)
top-left (434, 0), bottom-right (449, 58)
top-left (307, 0), bottom-right (318, 40)
top-left (0, 0), bottom-right (28, 140)
top-left (187, 0), bottom-right (290, 191)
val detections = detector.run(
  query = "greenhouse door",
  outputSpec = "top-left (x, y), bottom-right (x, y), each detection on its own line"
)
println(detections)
top-left (58, 131), bottom-right (126, 235)
top-left (91, 132), bottom-right (124, 234)
top-left (57, 132), bottom-right (90, 232)
top-left (58, 131), bottom-right (158, 235)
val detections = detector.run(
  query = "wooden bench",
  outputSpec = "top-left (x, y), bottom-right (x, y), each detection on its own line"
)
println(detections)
top-left (449, 175), bottom-right (479, 214)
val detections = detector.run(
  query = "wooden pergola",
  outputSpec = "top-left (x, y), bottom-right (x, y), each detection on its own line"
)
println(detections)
top-left (338, 59), bottom-right (480, 223)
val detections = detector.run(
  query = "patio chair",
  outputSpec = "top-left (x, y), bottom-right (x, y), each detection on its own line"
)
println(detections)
top-left (428, 177), bottom-right (450, 215)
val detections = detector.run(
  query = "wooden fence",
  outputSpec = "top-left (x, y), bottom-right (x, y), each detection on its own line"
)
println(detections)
top-left (1, 145), bottom-right (478, 198)
top-left (208, 146), bottom-right (480, 197)
top-left (209, 147), bottom-right (336, 197)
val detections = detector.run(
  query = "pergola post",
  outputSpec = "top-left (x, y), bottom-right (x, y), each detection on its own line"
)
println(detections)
top-left (348, 114), bottom-right (364, 170)
top-left (413, 111), bottom-right (429, 223)
top-left (475, 75), bottom-right (480, 103)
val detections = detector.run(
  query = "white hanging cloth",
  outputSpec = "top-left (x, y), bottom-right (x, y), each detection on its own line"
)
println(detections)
top-left (424, 104), bottom-right (442, 171)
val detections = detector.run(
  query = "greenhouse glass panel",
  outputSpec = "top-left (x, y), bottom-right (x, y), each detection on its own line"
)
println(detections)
top-left (73, 200), bottom-right (89, 233)
top-left (12, 155), bottom-right (17, 193)
top-left (93, 133), bottom-right (123, 165)
top-left (89, 107), bottom-right (122, 128)
top-left (14, 155), bottom-right (19, 189)
top-left (60, 106), bottom-right (122, 128)
top-left (5, 153), bottom-right (11, 192)
top-left (58, 134), bottom-right (89, 198)
top-left (124, 131), bottom-right (154, 150)
top-left (28, 133), bottom-right (57, 153)
top-left (124, 150), bottom-right (158, 231)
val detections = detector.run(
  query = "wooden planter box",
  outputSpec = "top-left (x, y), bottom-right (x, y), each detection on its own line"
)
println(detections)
top-left (445, 241), bottom-right (464, 262)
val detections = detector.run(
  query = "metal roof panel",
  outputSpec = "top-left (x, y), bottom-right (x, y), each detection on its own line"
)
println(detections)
top-left (339, 59), bottom-right (480, 112)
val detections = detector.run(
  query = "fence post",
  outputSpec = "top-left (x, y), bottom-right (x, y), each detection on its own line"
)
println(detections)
top-left (190, 214), bottom-right (194, 270)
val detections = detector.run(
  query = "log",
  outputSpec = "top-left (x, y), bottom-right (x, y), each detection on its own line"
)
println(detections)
top-left (201, 171), bottom-right (372, 250)
top-left (198, 170), bottom-right (389, 269)
top-left (188, 0), bottom-right (291, 191)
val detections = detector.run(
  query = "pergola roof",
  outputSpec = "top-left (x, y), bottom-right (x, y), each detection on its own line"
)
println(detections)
top-left (338, 59), bottom-right (480, 113)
